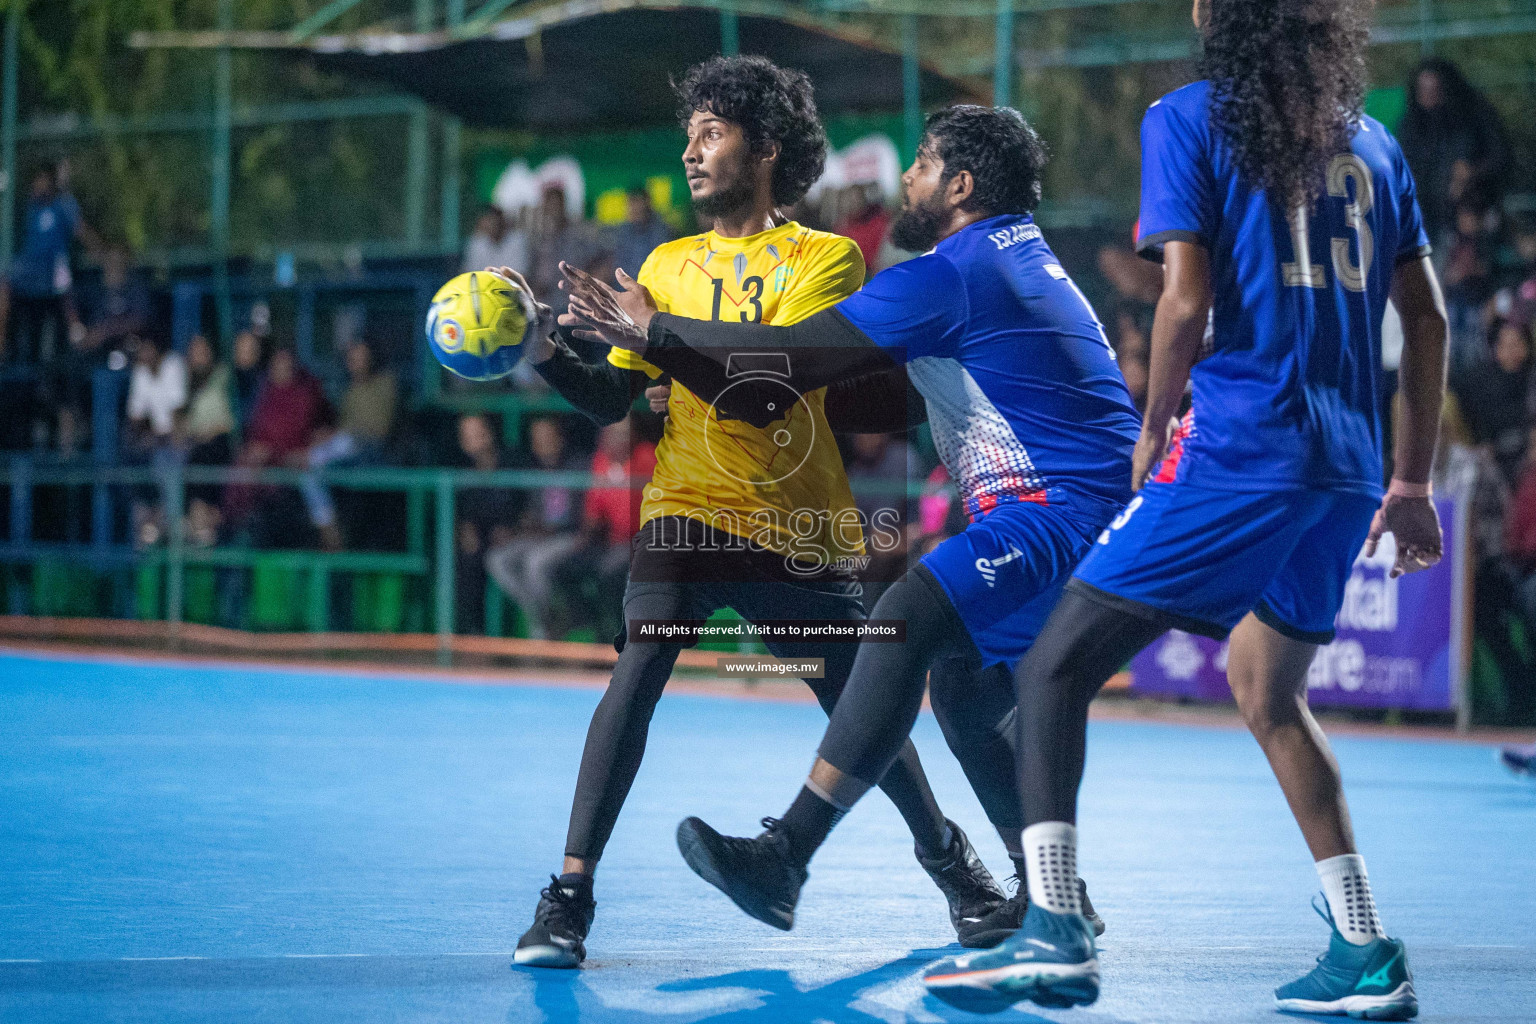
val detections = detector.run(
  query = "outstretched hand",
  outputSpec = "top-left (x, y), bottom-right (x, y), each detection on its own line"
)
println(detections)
top-left (558, 262), bottom-right (656, 351)
top-left (487, 265), bottom-right (557, 364)
top-left (1364, 494), bottom-right (1443, 578)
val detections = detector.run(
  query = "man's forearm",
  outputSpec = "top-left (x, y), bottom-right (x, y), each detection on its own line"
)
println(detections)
top-left (1391, 257), bottom-right (1449, 485)
top-left (534, 338), bottom-right (644, 425)
top-left (1142, 298), bottom-right (1206, 435)
top-left (641, 308), bottom-right (893, 395)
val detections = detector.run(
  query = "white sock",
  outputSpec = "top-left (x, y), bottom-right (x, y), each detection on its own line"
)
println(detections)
top-left (1022, 822), bottom-right (1081, 916)
top-left (1316, 854), bottom-right (1386, 945)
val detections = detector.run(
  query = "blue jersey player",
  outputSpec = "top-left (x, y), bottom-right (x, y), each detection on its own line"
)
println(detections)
top-left (924, 1), bottom-right (1447, 1018)
top-left (558, 106), bottom-right (1142, 942)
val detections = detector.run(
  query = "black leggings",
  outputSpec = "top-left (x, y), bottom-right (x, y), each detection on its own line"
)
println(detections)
top-left (930, 657), bottom-right (1023, 836)
top-left (815, 567), bottom-right (979, 788)
top-left (564, 582), bottom-right (946, 862)
top-left (1012, 584), bottom-right (1166, 826)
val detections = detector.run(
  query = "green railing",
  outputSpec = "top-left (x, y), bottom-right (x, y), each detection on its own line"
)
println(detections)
top-left (0, 461), bottom-right (605, 662)
top-left (0, 459), bottom-right (927, 664)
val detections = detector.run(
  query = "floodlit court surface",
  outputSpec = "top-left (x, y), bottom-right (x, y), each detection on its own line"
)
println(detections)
top-left (1, 649), bottom-right (1532, 1024)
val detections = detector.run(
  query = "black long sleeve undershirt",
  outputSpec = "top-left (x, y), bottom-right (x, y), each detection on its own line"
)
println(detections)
top-left (533, 336), bottom-right (647, 425)
top-left (641, 308), bottom-right (895, 400)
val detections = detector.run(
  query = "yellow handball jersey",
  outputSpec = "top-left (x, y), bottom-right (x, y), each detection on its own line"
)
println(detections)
top-left (607, 222), bottom-right (866, 568)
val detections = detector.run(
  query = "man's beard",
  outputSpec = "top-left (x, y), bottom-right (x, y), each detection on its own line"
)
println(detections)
top-left (889, 193), bottom-right (946, 253)
top-left (691, 163), bottom-right (758, 222)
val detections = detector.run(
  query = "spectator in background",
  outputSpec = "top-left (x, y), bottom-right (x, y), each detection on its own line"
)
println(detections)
top-left (1456, 315), bottom-right (1535, 487)
top-left (123, 334), bottom-right (187, 547)
top-left (463, 205), bottom-right (529, 277)
top-left (552, 417), bottom-right (657, 638)
top-left (125, 335), bottom-right (187, 456)
top-left (485, 415), bottom-right (585, 639)
top-left (610, 186), bottom-right (672, 280)
top-left (529, 185), bottom-right (604, 313)
top-left (1442, 199), bottom-right (1501, 371)
top-left (50, 243), bottom-right (151, 454)
top-left (453, 413), bottom-right (519, 634)
top-left (1096, 242), bottom-right (1163, 411)
top-left (300, 340), bottom-right (397, 550)
top-left (222, 345), bottom-right (328, 542)
top-left (0, 161), bottom-right (97, 365)
top-left (179, 334), bottom-right (235, 547)
top-left (843, 431), bottom-right (916, 605)
top-left (1398, 59), bottom-right (1512, 247)
top-left (231, 329), bottom-right (271, 428)
top-left (834, 184), bottom-right (891, 279)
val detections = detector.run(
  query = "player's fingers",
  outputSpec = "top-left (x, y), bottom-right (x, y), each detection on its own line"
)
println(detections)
top-left (569, 328), bottom-right (602, 344)
top-left (1363, 508), bottom-right (1386, 556)
top-left (616, 268), bottom-right (639, 291)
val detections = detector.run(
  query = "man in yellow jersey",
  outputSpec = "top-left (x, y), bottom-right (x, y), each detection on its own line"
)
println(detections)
top-left (505, 56), bottom-right (1003, 968)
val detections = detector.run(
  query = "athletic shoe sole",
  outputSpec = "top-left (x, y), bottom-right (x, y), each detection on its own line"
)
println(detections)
top-left (676, 818), bottom-right (794, 931)
top-left (925, 957), bottom-right (1100, 1013)
top-left (1276, 981), bottom-right (1418, 1020)
top-left (512, 943), bottom-right (582, 969)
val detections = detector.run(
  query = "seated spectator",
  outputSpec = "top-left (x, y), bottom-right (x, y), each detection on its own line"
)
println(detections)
top-left (610, 186), bottom-right (673, 280)
top-left (485, 416), bottom-right (585, 639)
top-left (300, 340), bottom-right (398, 550)
top-left (231, 329), bottom-right (271, 428)
top-left (125, 335), bottom-right (187, 456)
top-left (222, 344), bottom-right (328, 543)
top-left (178, 334), bottom-right (236, 547)
top-left (1456, 316), bottom-right (1535, 486)
top-left (123, 334), bottom-right (187, 546)
top-left (550, 418), bottom-right (657, 638)
top-left (463, 205), bottom-right (529, 277)
top-left (453, 413), bottom-right (519, 633)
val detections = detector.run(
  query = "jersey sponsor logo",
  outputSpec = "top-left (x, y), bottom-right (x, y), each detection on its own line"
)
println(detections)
top-left (987, 222), bottom-right (1042, 250)
top-left (975, 546), bottom-right (1023, 587)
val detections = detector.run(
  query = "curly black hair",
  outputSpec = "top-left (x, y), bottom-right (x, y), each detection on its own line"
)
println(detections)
top-left (1200, 0), bottom-right (1371, 208)
top-left (922, 105), bottom-right (1049, 216)
top-left (673, 55), bottom-right (827, 209)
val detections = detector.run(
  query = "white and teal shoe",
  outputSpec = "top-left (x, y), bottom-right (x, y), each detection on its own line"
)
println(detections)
top-left (923, 902), bottom-right (1099, 1014)
top-left (1275, 897), bottom-right (1418, 1020)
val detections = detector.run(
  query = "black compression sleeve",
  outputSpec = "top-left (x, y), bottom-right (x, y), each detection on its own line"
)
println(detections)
top-left (824, 366), bottom-right (927, 434)
top-left (533, 338), bottom-right (648, 425)
top-left (641, 307), bottom-right (895, 396)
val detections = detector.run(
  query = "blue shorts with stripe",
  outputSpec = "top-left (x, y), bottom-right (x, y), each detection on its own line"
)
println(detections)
top-left (919, 500), bottom-right (1105, 668)
top-left (1070, 481), bottom-right (1379, 644)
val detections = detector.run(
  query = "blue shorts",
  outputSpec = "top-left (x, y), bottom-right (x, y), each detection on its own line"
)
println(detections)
top-left (1071, 482), bottom-right (1379, 643)
top-left (919, 501), bottom-right (1102, 668)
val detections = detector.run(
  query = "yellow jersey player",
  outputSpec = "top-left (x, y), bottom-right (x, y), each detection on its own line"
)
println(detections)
top-left (503, 55), bottom-right (1003, 968)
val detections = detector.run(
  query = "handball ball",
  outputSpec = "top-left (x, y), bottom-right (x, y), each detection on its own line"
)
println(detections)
top-left (425, 271), bottom-right (534, 381)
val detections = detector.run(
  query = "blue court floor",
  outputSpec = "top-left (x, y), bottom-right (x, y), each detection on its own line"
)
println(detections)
top-left (0, 650), bottom-right (1532, 1024)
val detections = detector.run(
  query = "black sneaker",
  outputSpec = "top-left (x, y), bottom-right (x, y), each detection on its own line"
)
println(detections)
top-left (959, 876), bottom-right (1106, 949)
top-left (676, 816), bottom-right (806, 930)
top-left (514, 875), bottom-right (596, 968)
top-left (915, 819), bottom-right (1007, 943)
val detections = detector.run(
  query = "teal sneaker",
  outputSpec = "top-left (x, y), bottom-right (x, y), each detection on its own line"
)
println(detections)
top-left (923, 902), bottom-right (1098, 1014)
top-left (1275, 897), bottom-right (1418, 1020)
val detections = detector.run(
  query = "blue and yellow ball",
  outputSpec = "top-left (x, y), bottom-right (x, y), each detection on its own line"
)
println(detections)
top-left (425, 271), bottom-right (533, 381)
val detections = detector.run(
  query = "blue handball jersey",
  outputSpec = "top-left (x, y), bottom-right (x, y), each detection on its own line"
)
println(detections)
top-left (1136, 80), bottom-right (1432, 497)
top-left (834, 214), bottom-right (1142, 522)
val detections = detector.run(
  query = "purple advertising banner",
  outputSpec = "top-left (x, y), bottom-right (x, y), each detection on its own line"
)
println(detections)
top-left (1130, 496), bottom-right (1463, 712)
